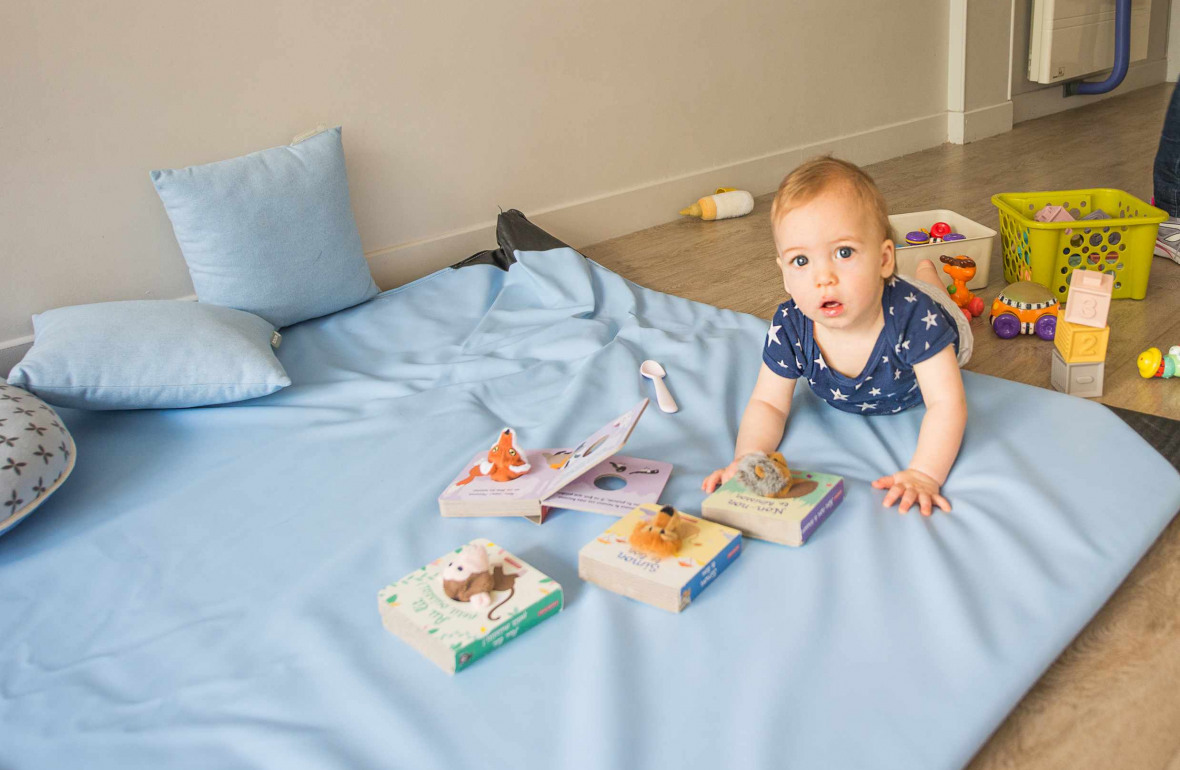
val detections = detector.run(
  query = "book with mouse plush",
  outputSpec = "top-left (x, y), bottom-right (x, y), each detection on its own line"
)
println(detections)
top-left (377, 539), bottom-right (563, 674)
top-left (577, 504), bottom-right (743, 613)
top-left (438, 400), bottom-right (669, 521)
top-left (701, 452), bottom-right (845, 546)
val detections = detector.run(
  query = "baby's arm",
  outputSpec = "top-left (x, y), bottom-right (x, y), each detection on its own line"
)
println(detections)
top-left (702, 363), bottom-right (797, 493)
top-left (871, 346), bottom-right (967, 515)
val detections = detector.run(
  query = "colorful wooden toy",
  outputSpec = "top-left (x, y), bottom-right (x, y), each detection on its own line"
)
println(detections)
top-left (1051, 349), bottom-right (1104, 397)
top-left (1136, 346), bottom-right (1180, 379)
top-left (905, 230), bottom-right (930, 246)
top-left (1054, 319), bottom-right (1109, 363)
top-left (1062, 269), bottom-right (1113, 329)
top-left (940, 255), bottom-right (985, 319)
top-left (989, 281), bottom-right (1059, 340)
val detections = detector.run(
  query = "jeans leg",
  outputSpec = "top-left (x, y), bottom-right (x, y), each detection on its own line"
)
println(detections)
top-left (1153, 84), bottom-right (1180, 216)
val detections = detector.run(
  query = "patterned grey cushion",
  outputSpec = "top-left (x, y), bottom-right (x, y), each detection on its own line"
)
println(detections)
top-left (1, 382), bottom-right (75, 536)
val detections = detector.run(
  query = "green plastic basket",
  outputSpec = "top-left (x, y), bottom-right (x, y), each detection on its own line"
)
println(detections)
top-left (991, 189), bottom-right (1167, 301)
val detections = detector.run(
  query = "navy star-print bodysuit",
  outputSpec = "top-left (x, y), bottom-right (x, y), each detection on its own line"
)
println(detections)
top-left (763, 276), bottom-right (959, 415)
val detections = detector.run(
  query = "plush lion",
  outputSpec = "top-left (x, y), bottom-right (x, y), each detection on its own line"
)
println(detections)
top-left (629, 505), bottom-right (684, 558)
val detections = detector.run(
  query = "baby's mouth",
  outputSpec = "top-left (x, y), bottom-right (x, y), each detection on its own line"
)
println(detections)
top-left (820, 299), bottom-right (844, 317)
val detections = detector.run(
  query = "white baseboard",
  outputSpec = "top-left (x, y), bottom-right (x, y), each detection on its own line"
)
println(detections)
top-left (0, 337), bottom-right (33, 379)
top-left (2, 109), bottom-right (954, 377)
top-left (364, 110), bottom-right (950, 290)
top-left (947, 100), bottom-right (1015, 144)
top-left (1013, 58), bottom-right (1168, 124)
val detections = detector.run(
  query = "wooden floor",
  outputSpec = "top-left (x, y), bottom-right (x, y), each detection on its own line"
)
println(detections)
top-left (585, 83), bottom-right (1180, 421)
top-left (585, 83), bottom-right (1180, 769)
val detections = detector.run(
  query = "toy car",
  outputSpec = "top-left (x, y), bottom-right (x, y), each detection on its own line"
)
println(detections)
top-left (989, 281), bottom-right (1059, 340)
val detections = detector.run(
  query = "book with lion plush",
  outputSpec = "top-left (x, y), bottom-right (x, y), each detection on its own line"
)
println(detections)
top-left (377, 539), bottom-right (563, 674)
top-left (577, 504), bottom-right (743, 613)
top-left (438, 400), bottom-right (669, 521)
top-left (701, 468), bottom-right (845, 547)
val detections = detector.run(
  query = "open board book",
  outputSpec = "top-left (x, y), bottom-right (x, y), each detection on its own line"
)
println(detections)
top-left (438, 400), bottom-right (670, 521)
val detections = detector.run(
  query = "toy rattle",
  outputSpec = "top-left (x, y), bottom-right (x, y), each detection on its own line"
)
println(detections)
top-left (939, 255), bottom-right (985, 320)
top-left (629, 505), bottom-right (684, 558)
top-left (1137, 346), bottom-right (1180, 379)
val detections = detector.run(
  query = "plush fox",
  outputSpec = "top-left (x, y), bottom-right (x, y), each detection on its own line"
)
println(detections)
top-left (455, 428), bottom-right (531, 486)
top-left (629, 505), bottom-right (685, 558)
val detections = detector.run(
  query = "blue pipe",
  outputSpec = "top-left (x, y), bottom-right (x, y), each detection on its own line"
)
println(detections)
top-left (1065, 0), bottom-right (1131, 96)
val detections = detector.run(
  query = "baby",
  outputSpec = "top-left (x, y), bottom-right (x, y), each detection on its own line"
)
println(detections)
top-left (702, 157), bottom-right (971, 516)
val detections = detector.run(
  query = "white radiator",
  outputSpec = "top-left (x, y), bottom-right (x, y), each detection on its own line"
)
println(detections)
top-left (1028, 0), bottom-right (1151, 84)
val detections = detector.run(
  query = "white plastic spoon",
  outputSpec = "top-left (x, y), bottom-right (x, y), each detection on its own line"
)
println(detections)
top-left (640, 360), bottom-right (679, 413)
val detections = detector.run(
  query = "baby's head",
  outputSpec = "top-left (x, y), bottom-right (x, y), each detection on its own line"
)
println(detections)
top-left (771, 157), bottom-right (896, 332)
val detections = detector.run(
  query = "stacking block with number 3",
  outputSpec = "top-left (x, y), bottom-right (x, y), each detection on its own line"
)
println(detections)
top-left (1054, 319), bottom-right (1109, 363)
top-left (1063, 269), bottom-right (1113, 328)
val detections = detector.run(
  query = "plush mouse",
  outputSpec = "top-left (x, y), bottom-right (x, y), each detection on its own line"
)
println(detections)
top-left (735, 451), bottom-right (794, 498)
top-left (629, 505), bottom-right (684, 558)
top-left (441, 544), bottom-right (495, 608)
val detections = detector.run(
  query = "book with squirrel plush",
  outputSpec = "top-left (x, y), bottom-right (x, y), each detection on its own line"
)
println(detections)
top-left (578, 504), bottom-right (743, 613)
top-left (377, 539), bottom-right (563, 674)
top-left (701, 468), bottom-right (845, 547)
top-left (438, 400), bottom-right (669, 520)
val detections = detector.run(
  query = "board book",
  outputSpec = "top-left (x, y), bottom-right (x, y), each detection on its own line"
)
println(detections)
top-left (438, 401), bottom-right (669, 519)
top-left (701, 470), bottom-right (845, 546)
top-left (577, 504), bottom-right (742, 613)
top-left (377, 539), bottom-right (563, 674)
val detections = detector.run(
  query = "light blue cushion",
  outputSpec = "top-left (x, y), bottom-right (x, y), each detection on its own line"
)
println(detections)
top-left (150, 127), bottom-right (379, 329)
top-left (7, 301), bottom-right (291, 410)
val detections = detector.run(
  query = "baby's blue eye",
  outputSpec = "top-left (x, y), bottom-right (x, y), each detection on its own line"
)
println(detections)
top-left (790, 255), bottom-right (809, 267)
top-left (836, 246), bottom-right (854, 259)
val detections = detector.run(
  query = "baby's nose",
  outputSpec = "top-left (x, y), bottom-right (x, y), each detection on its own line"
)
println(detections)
top-left (815, 269), bottom-right (837, 286)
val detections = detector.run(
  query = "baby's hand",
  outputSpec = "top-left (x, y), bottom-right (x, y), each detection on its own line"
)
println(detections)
top-left (701, 459), bottom-right (743, 494)
top-left (871, 469), bottom-right (951, 517)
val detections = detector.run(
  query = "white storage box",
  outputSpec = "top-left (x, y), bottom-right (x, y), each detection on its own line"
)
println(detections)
top-left (889, 209), bottom-right (995, 291)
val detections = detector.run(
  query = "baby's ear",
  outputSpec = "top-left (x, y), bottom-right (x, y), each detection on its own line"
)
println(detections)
top-left (879, 238), bottom-right (896, 278)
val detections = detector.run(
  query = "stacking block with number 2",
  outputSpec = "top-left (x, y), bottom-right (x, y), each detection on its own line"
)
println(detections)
top-left (1054, 319), bottom-right (1109, 363)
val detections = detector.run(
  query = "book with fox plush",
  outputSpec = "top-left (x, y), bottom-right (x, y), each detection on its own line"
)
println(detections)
top-left (438, 400), bottom-right (669, 520)
top-left (377, 539), bottom-right (563, 674)
top-left (577, 504), bottom-right (743, 613)
top-left (701, 464), bottom-right (845, 547)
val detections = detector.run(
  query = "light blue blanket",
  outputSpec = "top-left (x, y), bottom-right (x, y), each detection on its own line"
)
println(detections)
top-left (2, 249), bottom-right (1178, 770)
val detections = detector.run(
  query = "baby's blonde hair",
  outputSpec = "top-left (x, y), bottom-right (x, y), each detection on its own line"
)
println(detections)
top-left (771, 156), bottom-right (895, 251)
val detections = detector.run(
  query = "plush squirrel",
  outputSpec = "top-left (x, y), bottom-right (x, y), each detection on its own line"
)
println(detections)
top-left (735, 452), bottom-right (794, 498)
top-left (629, 505), bottom-right (685, 558)
top-left (441, 544), bottom-right (521, 620)
top-left (455, 427), bottom-right (531, 486)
